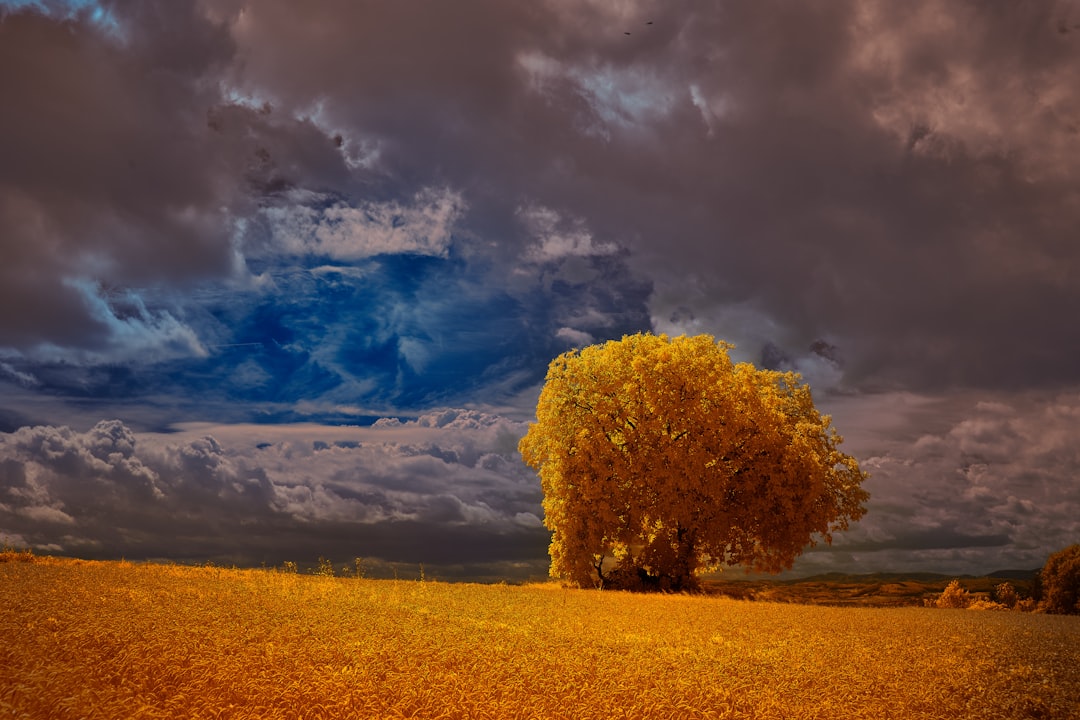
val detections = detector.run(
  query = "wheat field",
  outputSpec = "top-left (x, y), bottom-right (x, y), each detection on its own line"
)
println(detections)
top-left (2, 555), bottom-right (1078, 719)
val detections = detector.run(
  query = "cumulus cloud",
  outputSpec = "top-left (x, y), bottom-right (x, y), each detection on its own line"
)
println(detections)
top-left (0, 413), bottom-right (546, 577)
top-left (797, 390), bottom-right (1080, 576)
top-left (9, 396), bottom-right (1072, 581)
top-left (555, 327), bottom-right (596, 348)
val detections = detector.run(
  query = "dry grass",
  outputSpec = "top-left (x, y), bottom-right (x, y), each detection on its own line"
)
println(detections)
top-left (2, 556), bottom-right (1078, 719)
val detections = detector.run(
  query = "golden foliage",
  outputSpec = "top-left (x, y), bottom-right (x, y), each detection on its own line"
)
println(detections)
top-left (966, 598), bottom-right (1008, 611)
top-left (519, 333), bottom-right (868, 589)
top-left (936, 580), bottom-right (972, 609)
top-left (3, 558), bottom-right (1080, 719)
top-left (1040, 544), bottom-right (1080, 615)
top-left (995, 582), bottom-right (1019, 609)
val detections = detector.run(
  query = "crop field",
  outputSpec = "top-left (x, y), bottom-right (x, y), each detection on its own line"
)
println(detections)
top-left (2, 555), bottom-right (1078, 719)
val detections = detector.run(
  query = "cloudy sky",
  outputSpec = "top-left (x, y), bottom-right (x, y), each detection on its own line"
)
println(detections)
top-left (2, 0), bottom-right (1079, 581)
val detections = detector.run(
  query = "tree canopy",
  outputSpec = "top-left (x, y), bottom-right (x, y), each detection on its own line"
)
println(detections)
top-left (519, 333), bottom-right (869, 590)
top-left (1040, 544), bottom-right (1080, 614)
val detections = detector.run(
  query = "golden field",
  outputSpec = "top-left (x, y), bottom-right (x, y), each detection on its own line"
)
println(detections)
top-left (2, 555), bottom-right (1078, 719)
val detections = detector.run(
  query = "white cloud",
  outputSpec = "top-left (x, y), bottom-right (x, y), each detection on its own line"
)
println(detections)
top-left (555, 327), bottom-right (595, 347)
top-left (514, 511), bottom-right (544, 528)
top-left (517, 51), bottom-right (678, 138)
top-left (517, 204), bottom-right (619, 262)
top-left (9, 280), bottom-right (209, 367)
top-left (264, 187), bottom-right (465, 260)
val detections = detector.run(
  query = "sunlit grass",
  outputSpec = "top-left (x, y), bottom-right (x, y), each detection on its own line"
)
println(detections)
top-left (2, 556), bottom-right (1078, 719)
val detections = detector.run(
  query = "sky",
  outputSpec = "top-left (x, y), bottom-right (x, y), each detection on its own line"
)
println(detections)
top-left (2, 0), bottom-right (1079, 581)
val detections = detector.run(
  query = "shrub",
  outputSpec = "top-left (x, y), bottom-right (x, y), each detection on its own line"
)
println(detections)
top-left (1016, 597), bottom-right (1039, 612)
top-left (967, 598), bottom-right (1006, 611)
top-left (936, 579), bottom-right (971, 609)
top-left (1039, 545), bottom-right (1080, 615)
top-left (0, 547), bottom-right (36, 563)
top-left (993, 582), bottom-right (1018, 609)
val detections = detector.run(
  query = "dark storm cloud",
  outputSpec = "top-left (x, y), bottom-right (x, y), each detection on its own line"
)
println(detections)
top-left (0, 1), bottom-right (359, 367)
top-left (8, 0), bottom-right (1079, 390)
top-left (0, 0), bottom-right (656, 412)
top-left (0, 4), bottom-right (238, 354)
top-left (205, 0), bottom-right (1080, 391)
top-left (607, 0), bottom-right (1080, 390)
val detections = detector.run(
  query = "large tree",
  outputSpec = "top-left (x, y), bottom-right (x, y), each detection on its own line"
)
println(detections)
top-left (519, 333), bottom-right (868, 590)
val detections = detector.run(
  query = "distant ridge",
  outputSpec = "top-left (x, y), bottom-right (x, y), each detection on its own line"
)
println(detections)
top-left (787, 569), bottom-right (1039, 584)
top-left (983, 568), bottom-right (1040, 581)
top-left (788, 572), bottom-right (951, 584)
top-left (705, 568), bottom-right (1043, 607)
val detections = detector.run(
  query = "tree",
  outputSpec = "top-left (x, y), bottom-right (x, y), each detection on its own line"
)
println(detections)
top-left (518, 333), bottom-right (869, 591)
top-left (935, 579), bottom-right (971, 609)
top-left (1039, 544), bottom-right (1080, 615)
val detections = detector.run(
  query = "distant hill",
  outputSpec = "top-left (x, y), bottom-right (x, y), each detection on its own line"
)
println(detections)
top-left (703, 569), bottom-right (1040, 607)
top-left (792, 571), bottom-right (957, 584)
top-left (793, 569), bottom-right (1039, 584)
top-left (983, 568), bottom-right (1040, 581)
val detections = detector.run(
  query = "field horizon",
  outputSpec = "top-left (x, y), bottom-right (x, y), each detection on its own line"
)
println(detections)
top-left (3, 554), bottom-right (1078, 719)
top-left (700, 568), bottom-right (1039, 608)
top-left (3, 547), bottom-right (1040, 608)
